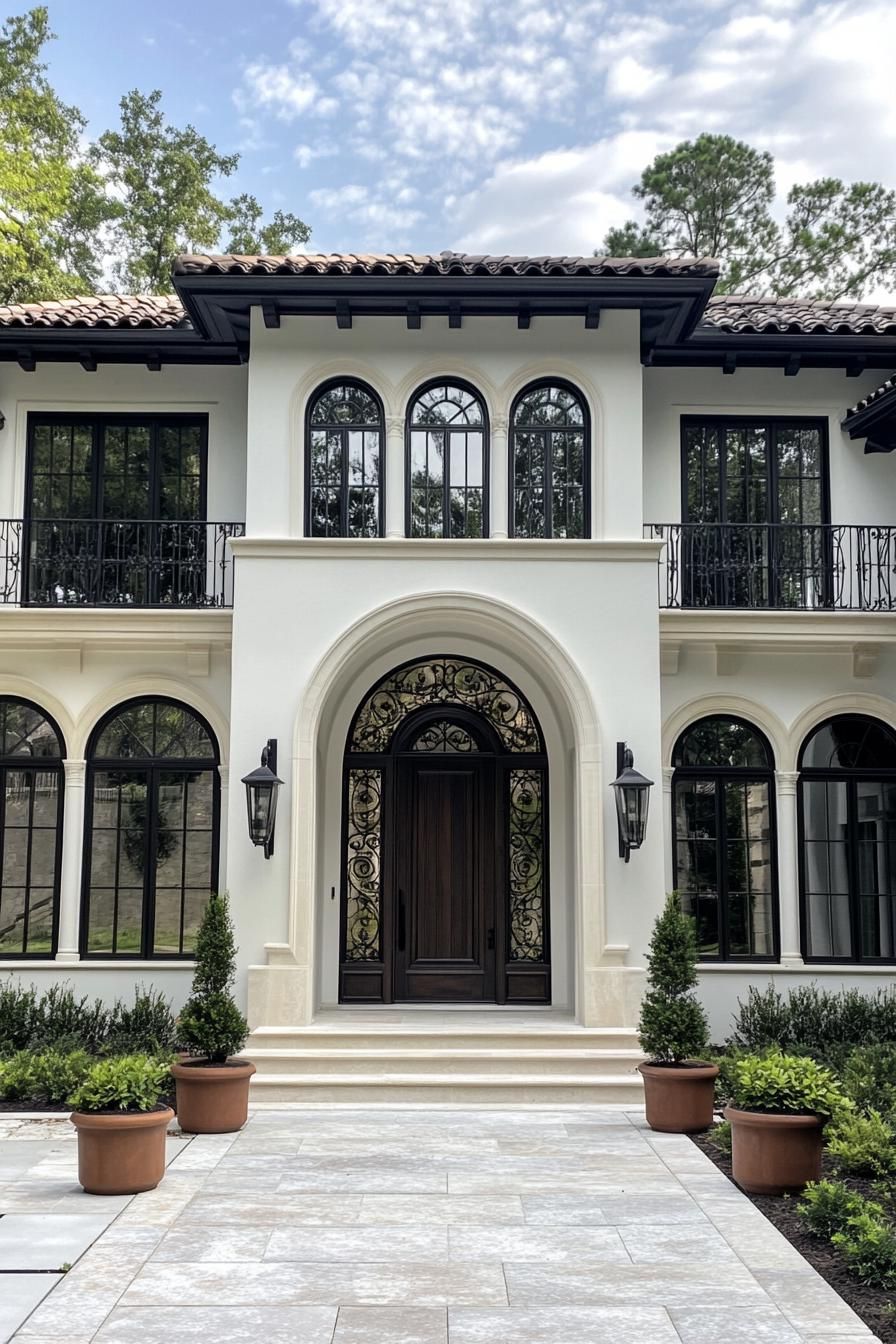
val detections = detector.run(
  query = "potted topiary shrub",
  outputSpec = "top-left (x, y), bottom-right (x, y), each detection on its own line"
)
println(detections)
top-left (68, 1054), bottom-right (173, 1195)
top-left (171, 892), bottom-right (254, 1133)
top-left (724, 1050), bottom-right (851, 1194)
top-left (638, 893), bottom-right (718, 1133)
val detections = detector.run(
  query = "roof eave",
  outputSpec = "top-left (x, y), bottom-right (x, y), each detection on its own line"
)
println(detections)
top-left (651, 329), bottom-right (896, 371)
top-left (0, 326), bottom-right (243, 366)
top-left (172, 269), bottom-right (719, 356)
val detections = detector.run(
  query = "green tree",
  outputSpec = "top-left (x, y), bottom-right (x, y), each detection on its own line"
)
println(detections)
top-left (224, 192), bottom-right (310, 254)
top-left (638, 893), bottom-right (710, 1064)
top-left (600, 220), bottom-right (663, 258)
top-left (177, 893), bottom-right (247, 1064)
top-left (0, 7), bottom-right (111, 302)
top-left (95, 89), bottom-right (239, 293)
top-left (602, 133), bottom-right (896, 300)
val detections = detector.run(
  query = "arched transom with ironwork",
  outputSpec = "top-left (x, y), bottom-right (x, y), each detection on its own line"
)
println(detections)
top-left (341, 656), bottom-right (549, 1004)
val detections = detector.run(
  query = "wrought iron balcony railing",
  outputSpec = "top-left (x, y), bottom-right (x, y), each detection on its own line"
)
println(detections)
top-left (646, 523), bottom-right (896, 612)
top-left (0, 519), bottom-right (245, 609)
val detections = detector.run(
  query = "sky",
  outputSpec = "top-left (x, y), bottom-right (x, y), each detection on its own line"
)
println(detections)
top-left (40, 0), bottom-right (896, 258)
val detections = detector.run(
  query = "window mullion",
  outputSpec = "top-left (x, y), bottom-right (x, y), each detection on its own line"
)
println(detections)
top-left (716, 778), bottom-right (729, 960)
top-left (143, 767), bottom-right (158, 958)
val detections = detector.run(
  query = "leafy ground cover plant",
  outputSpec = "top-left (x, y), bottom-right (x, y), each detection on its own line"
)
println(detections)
top-left (799, 1180), bottom-right (874, 1239)
top-left (177, 894), bottom-right (248, 1064)
top-left (68, 1055), bottom-right (170, 1113)
top-left (827, 1110), bottom-right (896, 1179)
top-left (638, 894), bottom-right (710, 1064)
top-left (833, 1211), bottom-right (896, 1290)
top-left (729, 1051), bottom-right (851, 1120)
top-left (0, 1049), bottom-right (91, 1106)
top-left (841, 1045), bottom-right (896, 1119)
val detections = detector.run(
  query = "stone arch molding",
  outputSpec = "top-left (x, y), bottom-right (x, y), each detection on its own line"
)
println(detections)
top-left (788, 693), bottom-right (896, 772)
top-left (72, 675), bottom-right (230, 763)
top-left (0, 676), bottom-right (75, 756)
top-left (272, 591), bottom-right (608, 1025)
top-left (663, 695), bottom-right (789, 772)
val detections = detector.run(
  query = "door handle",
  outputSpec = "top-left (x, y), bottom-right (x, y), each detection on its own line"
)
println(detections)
top-left (398, 890), bottom-right (406, 952)
top-left (486, 927), bottom-right (495, 951)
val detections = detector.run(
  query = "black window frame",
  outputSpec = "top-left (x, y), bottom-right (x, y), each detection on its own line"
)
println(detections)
top-left (80, 695), bottom-right (221, 961)
top-left (304, 378), bottom-right (385, 538)
top-left (672, 714), bottom-right (780, 963)
top-left (681, 415), bottom-right (831, 529)
top-left (405, 378), bottom-right (490, 538)
top-left (0, 697), bottom-right (65, 960)
top-left (509, 378), bottom-right (591, 539)
top-left (798, 714), bottom-right (896, 965)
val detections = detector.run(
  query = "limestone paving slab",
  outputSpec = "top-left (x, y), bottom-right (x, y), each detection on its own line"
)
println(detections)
top-left (0, 1105), bottom-right (878, 1343)
top-left (0, 1213), bottom-right (111, 1270)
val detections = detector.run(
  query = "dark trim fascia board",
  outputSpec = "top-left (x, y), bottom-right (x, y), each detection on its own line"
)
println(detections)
top-left (173, 271), bottom-right (718, 354)
top-left (841, 382), bottom-right (896, 438)
top-left (651, 332), bottom-right (896, 371)
top-left (0, 328), bottom-right (242, 366)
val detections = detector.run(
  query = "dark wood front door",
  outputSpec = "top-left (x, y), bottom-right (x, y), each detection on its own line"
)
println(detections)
top-left (393, 755), bottom-right (496, 1001)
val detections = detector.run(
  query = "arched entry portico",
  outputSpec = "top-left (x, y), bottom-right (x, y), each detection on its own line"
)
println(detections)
top-left (245, 592), bottom-right (645, 1030)
top-left (341, 655), bottom-right (550, 1005)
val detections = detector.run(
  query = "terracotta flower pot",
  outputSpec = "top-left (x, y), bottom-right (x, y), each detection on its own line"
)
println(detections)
top-left (639, 1061), bottom-right (720, 1133)
top-left (171, 1059), bottom-right (256, 1134)
top-left (724, 1106), bottom-right (824, 1194)
top-left (70, 1106), bottom-right (174, 1195)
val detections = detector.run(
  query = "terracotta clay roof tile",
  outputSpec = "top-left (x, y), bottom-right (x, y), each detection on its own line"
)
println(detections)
top-left (0, 294), bottom-right (189, 330)
top-left (171, 250), bottom-right (721, 279)
top-left (701, 295), bottom-right (896, 336)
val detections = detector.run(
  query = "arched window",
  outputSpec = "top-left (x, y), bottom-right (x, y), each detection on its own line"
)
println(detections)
top-left (406, 381), bottom-right (488, 537)
top-left (0, 698), bottom-right (64, 958)
top-left (306, 380), bottom-right (384, 537)
top-left (672, 716), bottom-right (778, 961)
top-left (83, 698), bottom-right (220, 958)
top-left (799, 714), bottom-right (896, 962)
top-left (511, 381), bottom-right (589, 538)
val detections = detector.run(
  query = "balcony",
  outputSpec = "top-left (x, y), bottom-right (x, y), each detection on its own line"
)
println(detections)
top-left (647, 523), bottom-right (896, 611)
top-left (0, 519), bottom-right (245, 609)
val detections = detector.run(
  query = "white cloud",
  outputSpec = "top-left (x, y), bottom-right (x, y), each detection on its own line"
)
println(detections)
top-left (238, 62), bottom-right (318, 120)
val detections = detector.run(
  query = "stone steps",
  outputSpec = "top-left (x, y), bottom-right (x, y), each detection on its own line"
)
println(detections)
top-left (241, 1020), bottom-right (645, 1103)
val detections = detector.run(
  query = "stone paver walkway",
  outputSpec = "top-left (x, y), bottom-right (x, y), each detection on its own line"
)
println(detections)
top-left (0, 1108), bottom-right (878, 1344)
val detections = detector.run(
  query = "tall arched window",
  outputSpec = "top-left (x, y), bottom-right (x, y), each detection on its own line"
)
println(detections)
top-left (799, 715), bottom-right (896, 962)
top-left (306, 380), bottom-right (384, 537)
top-left (511, 381), bottom-right (589, 538)
top-left (0, 698), bottom-right (64, 958)
top-left (672, 716), bottom-right (778, 961)
top-left (82, 698), bottom-right (220, 959)
top-left (406, 381), bottom-right (488, 537)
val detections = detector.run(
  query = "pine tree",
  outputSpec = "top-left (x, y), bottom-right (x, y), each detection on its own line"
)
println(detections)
top-left (177, 893), bottom-right (247, 1064)
top-left (638, 893), bottom-right (710, 1064)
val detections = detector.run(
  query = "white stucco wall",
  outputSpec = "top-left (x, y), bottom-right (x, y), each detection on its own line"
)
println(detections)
top-left (0, 360), bottom-right (248, 522)
top-left (643, 365), bottom-right (896, 525)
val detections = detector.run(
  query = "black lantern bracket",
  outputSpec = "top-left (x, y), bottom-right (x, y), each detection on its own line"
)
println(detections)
top-left (611, 741), bottom-right (654, 862)
top-left (241, 738), bottom-right (284, 860)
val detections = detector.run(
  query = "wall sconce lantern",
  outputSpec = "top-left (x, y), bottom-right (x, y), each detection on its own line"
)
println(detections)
top-left (611, 741), bottom-right (653, 862)
top-left (241, 739), bottom-right (283, 859)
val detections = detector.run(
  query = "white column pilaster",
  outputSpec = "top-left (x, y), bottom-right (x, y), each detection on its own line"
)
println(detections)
top-left (662, 766), bottom-right (675, 894)
top-left (490, 414), bottom-right (509, 538)
top-left (218, 765), bottom-right (229, 893)
top-left (775, 771), bottom-right (803, 966)
top-left (56, 759), bottom-right (86, 962)
top-left (385, 416), bottom-right (405, 538)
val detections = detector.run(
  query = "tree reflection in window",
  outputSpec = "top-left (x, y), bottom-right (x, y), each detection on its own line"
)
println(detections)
top-left (407, 382), bottom-right (487, 537)
top-left (84, 698), bottom-right (219, 958)
top-left (672, 716), bottom-right (777, 960)
top-left (512, 382), bottom-right (588, 538)
top-left (307, 381), bottom-right (383, 537)
top-left (0, 699), bottom-right (64, 958)
top-left (800, 715), bottom-right (896, 963)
